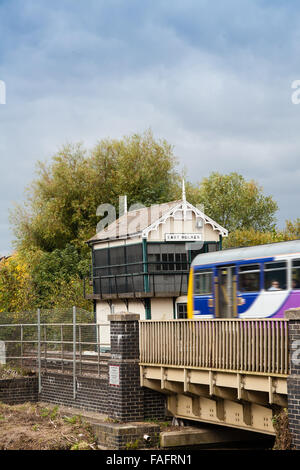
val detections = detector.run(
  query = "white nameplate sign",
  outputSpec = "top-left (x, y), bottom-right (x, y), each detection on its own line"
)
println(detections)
top-left (109, 365), bottom-right (120, 386)
top-left (165, 233), bottom-right (202, 242)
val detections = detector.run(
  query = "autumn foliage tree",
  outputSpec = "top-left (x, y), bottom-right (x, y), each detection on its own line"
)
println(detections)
top-left (224, 220), bottom-right (300, 249)
top-left (0, 253), bottom-right (35, 313)
top-left (1, 130), bottom-right (293, 314)
top-left (4, 130), bottom-right (181, 313)
top-left (11, 130), bottom-right (179, 254)
top-left (191, 172), bottom-right (278, 233)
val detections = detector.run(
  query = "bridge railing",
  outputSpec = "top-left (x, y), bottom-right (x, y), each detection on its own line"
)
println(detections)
top-left (140, 319), bottom-right (289, 375)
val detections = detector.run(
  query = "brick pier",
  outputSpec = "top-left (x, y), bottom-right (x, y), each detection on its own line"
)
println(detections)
top-left (286, 308), bottom-right (300, 450)
top-left (107, 313), bottom-right (144, 421)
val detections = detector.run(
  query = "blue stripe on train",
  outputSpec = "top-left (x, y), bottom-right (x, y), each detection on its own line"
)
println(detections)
top-left (193, 295), bottom-right (212, 316)
top-left (237, 292), bottom-right (259, 314)
top-left (193, 256), bottom-right (274, 273)
top-left (192, 256), bottom-right (275, 317)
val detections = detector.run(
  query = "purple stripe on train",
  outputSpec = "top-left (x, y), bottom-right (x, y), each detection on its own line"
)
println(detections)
top-left (271, 292), bottom-right (300, 318)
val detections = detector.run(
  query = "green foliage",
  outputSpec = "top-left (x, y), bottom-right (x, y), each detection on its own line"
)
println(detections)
top-left (284, 218), bottom-right (300, 239)
top-left (125, 439), bottom-right (140, 450)
top-left (3, 130), bottom-right (287, 313)
top-left (31, 244), bottom-right (90, 308)
top-left (5, 130), bottom-right (180, 313)
top-left (273, 408), bottom-right (293, 450)
top-left (40, 407), bottom-right (51, 418)
top-left (50, 406), bottom-right (59, 420)
top-left (194, 172), bottom-right (278, 232)
top-left (224, 219), bottom-right (300, 249)
top-left (224, 228), bottom-right (284, 249)
top-left (0, 247), bottom-right (91, 312)
top-left (0, 364), bottom-right (35, 379)
top-left (70, 441), bottom-right (91, 450)
top-left (63, 415), bottom-right (81, 425)
top-left (145, 418), bottom-right (170, 428)
top-left (32, 244), bottom-right (83, 284)
top-left (11, 130), bottom-right (179, 254)
top-left (0, 253), bottom-right (36, 313)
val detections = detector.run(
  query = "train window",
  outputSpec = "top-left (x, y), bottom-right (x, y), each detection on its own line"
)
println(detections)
top-left (239, 264), bottom-right (260, 292)
top-left (292, 260), bottom-right (300, 289)
top-left (194, 271), bottom-right (212, 295)
top-left (264, 261), bottom-right (287, 290)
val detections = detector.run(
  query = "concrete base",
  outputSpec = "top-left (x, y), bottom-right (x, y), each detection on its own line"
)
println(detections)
top-left (92, 421), bottom-right (160, 450)
top-left (160, 426), bottom-right (268, 448)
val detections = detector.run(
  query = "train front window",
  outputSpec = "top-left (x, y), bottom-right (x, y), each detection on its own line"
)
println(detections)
top-left (194, 271), bottom-right (212, 295)
top-left (239, 264), bottom-right (260, 292)
top-left (264, 261), bottom-right (287, 290)
top-left (292, 260), bottom-right (300, 289)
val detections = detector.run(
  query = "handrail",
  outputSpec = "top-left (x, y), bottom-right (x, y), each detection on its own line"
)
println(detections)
top-left (140, 319), bottom-right (289, 375)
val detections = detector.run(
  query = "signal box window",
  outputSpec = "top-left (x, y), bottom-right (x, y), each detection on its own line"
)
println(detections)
top-left (177, 303), bottom-right (187, 319)
top-left (239, 264), bottom-right (260, 292)
top-left (194, 271), bottom-right (212, 295)
top-left (292, 260), bottom-right (300, 289)
top-left (264, 261), bottom-right (287, 291)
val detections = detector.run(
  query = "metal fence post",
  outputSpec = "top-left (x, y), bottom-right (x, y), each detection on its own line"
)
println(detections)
top-left (37, 308), bottom-right (41, 394)
top-left (73, 306), bottom-right (76, 399)
top-left (20, 324), bottom-right (23, 369)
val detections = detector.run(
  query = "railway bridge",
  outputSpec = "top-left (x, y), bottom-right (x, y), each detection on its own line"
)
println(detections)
top-left (139, 318), bottom-right (290, 435)
top-left (1, 309), bottom-right (299, 447)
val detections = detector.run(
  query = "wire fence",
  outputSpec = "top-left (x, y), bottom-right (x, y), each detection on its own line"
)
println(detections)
top-left (0, 307), bottom-right (110, 398)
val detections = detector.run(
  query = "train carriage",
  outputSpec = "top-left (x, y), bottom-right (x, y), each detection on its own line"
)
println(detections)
top-left (187, 239), bottom-right (300, 319)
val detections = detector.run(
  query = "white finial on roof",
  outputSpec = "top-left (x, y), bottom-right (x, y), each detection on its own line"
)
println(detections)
top-left (182, 179), bottom-right (186, 203)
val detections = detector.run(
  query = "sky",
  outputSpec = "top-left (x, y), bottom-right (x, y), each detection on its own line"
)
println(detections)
top-left (0, 0), bottom-right (300, 255)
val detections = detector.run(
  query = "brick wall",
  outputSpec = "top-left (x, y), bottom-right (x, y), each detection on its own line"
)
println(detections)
top-left (39, 373), bottom-right (166, 421)
top-left (40, 372), bottom-right (108, 414)
top-left (0, 376), bottom-right (38, 405)
top-left (285, 308), bottom-right (300, 450)
top-left (143, 387), bottom-right (166, 420)
top-left (0, 372), bottom-right (166, 422)
top-left (0, 313), bottom-right (167, 423)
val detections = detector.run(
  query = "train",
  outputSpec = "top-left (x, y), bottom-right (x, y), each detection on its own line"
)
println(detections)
top-left (187, 239), bottom-right (300, 319)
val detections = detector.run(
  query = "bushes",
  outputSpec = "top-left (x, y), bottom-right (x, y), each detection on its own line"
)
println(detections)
top-left (272, 408), bottom-right (293, 450)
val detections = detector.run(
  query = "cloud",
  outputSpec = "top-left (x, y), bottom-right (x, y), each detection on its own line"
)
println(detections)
top-left (0, 0), bottom-right (300, 251)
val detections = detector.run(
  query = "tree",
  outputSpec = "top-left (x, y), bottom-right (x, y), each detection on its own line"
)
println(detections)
top-left (91, 130), bottom-right (179, 209)
top-left (0, 253), bottom-right (35, 314)
top-left (284, 218), bottom-right (300, 239)
top-left (0, 247), bottom-right (91, 314)
top-left (10, 130), bottom-right (180, 255)
top-left (224, 219), bottom-right (300, 249)
top-left (223, 228), bottom-right (285, 249)
top-left (194, 172), bottom-right (278, 233)
top-left (7, 132), bottom-right (284, 313)
top-left (7, 130), bottom-right (181, 312)
top-left (31, 244), bottom-right (89, 307)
